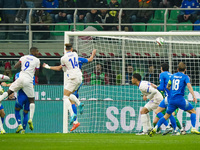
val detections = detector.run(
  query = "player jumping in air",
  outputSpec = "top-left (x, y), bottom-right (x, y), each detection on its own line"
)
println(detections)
top-left (0, 47), bottom-right (40, 131)
top-left (69, 49), bottom-right (96, 131)
top-left (43, 47), bottom-right (96, 131)
top-left (149, 62), bottom-right (200, 137)
top-left (1, 72), bottom-right (35, 134)
top-left (43, 43), bottom-right (82, 125)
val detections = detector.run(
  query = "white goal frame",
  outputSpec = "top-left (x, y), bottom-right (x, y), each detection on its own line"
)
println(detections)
top-left (63, 31), bottom-right (200, 133)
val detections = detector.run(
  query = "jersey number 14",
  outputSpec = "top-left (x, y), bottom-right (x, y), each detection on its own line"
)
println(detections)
top-left (69, 57), bottom-right (78, 69)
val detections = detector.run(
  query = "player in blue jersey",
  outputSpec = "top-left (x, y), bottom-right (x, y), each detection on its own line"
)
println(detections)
top-left (43, 49), bottom-right (96, 131)
top-left (151, 63), bottom-right (184, 135)
top-left (149, 62), bottom-right (200, 137)
top-left (1, 72), bottom-right (35, 134)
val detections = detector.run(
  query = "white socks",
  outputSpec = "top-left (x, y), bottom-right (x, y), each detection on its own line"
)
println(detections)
top-left (69, 94), bottom-right (80, 106)
top-left (141, 114), bottom-right (149, 133)
top-left (63, 96), bottom-right (74, 116)
top-left (146, 113), bottom-right (152, 129)
top-left (29, 103), bottom-right (35, 121)
top-left (0, 92), bottom-right (8, 102)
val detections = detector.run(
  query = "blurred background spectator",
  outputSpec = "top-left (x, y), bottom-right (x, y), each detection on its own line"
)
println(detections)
top-left (76, 0), bottom-right (90, 23)
top-left (120, 0), bottom-right (138, 31)
top-left (86, 0), bottom-right (107, 23)
top-left (125, 65), bottom-right (134, 85)
top-left (3, 62), bottom-right (15, 84)
top-left (104, 61), bottom-right (116, 85)
top-left (31, 9), bottom-right (52, 40)
top-left (177, 0), bottom-right (199, 23)
top-left (136, 0), bottom-right (153, 23)
top-left (1, 0), bottom-right (21, 39)
top-left (94, 5), bottom-right (115, 31)
top-left (56, 0), bottom-right (75, 23)
top-left (90, 63), bottom-right (109, 85)
top-left (24, 0), bottom-right (36, 30)
top-left (107, 0), bottom-right (120, 31)
top-left (42, 0), bottom-right (59, 23)
top-left (143, 65), bottom-right (158, 84)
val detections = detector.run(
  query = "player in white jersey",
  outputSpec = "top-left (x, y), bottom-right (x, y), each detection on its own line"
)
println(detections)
top-left (43, 43), bottom-right (82, 125)
top-left (132, 73), bottom-right (163, 135)
top-left (0, 47), bottom-right (40, 130)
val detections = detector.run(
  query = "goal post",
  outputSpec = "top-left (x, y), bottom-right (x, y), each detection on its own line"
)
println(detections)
top-left (64, 31), bottom-right (200, 133)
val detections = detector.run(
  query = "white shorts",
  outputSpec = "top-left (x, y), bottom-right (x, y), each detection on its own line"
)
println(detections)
top-left (144, 100), bottom-right (160, 112)
top-left (64, 75), bottom-right (82, 92)
top-left (9, 77), bottom-right (34, 98)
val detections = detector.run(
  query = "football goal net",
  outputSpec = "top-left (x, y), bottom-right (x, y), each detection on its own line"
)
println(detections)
top-left (64, 31), bottom-right (200, 133)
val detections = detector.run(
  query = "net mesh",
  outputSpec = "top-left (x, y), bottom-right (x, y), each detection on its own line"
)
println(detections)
top-left (66, 34), bottom-right (200, 133)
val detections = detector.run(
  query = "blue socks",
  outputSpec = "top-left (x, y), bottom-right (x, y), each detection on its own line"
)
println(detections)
top-left (191, 113), bottom-right (196, 127)
top-left (23, 112), bottom-right (28, 130)
top-left (72, 104), bottom-right (77, 121)
top-left (157, 112), bottom-right (168, 126)
top-left (169, 115), bottom-right (177, 130)
top-left (15, 110), bottom-right (21, 125)
top-left (1, 117), bottom-right (4, 124)
top-left (156, 117), bottom-right (167, 129)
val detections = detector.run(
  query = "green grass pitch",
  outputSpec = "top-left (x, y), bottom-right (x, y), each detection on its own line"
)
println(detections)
top-left (1, 133), bottom-right (200, 150)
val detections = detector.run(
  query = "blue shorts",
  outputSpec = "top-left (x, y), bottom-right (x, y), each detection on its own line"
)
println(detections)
top-left (166, 96), bottom-right (194, 114)
top-left (0, 104), bottom-right (3, 110)
top-left (73, 82), bottom-right (82, 98)
top-left (15, 89), bottom-right (30, 111)
top-left (159, 97), bottom-right (169, 108)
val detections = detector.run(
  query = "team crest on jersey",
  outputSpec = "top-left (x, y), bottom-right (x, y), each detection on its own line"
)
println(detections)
top-left (52, 2), bottom-right (54, 5)
top-left (192, 3), bottom-right (195, 6)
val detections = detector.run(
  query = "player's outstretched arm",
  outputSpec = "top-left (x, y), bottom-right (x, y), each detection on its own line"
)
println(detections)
top-left (87, 49), bottom-right (96, 62)
top-left (187, 83), bottom-right (197, 103)
top-left (43, 63), bottom-right (62, 71)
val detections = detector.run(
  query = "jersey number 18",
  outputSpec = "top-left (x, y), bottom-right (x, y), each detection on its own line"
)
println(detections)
top-left (172, 79), bottom-right (180, 90)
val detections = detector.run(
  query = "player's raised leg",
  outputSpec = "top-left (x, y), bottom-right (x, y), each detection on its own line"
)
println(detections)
top-left (64, 89), bottom-right (77, 125)
top-left (69, 94), bottom-right (84, 115)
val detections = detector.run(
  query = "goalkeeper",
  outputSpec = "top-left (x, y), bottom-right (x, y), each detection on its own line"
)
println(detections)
top-left (151, 63), bottom-right (185, 135)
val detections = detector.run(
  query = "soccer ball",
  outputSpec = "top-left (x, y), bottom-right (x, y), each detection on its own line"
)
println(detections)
top-left (155, 37), bottom-right (164, 46)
